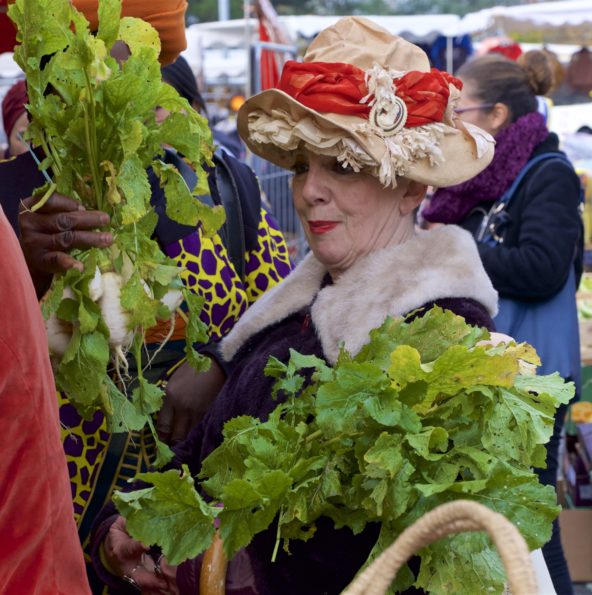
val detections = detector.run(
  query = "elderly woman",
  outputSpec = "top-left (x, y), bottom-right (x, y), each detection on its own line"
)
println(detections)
top-left (90, 17), bottom-right (500, 594)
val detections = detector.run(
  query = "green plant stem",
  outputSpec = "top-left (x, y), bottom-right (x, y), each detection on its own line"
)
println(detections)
top-left (176, 308), bottom-right (189, 325)
top-left (304, 429), bottom-right (322, 444)
top-left (39, 134), bottom-right (62, 177)
top-left (83, 72), bottom-right (103, 211)
top-left (133, 333), bottom-right (147, 411)
top-left (30, 182), bottom-right (57, 212)
top-left (47, 140), bottom-right (63, 175)
top-left (99, 382), bottom-right (114, 416)
top-left (271, 508), bottom-right (284, 563)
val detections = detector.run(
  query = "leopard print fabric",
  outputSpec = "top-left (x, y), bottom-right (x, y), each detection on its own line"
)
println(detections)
top-left (59, 393), bottom-right (109, 523)
top-left (166, 209), bottom-right (292, 339)
top-left (60, 208), bottom-right (292, 531)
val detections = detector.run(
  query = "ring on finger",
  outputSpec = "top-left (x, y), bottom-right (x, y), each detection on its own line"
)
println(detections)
top-left (122, 570), bottom-right (141, 591)
top-left (154, 553), bottom-right (165, 578)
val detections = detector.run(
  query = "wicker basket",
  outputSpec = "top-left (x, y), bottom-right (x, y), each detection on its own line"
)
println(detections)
top-left (200, 500), bottom-right (537, 595)
top-left (342, 500), bottom-right (536, 595)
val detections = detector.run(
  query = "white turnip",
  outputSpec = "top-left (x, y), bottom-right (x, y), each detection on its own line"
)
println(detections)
top-left (160, 289), bottom-right (183, 314)
top-left (45, 286), bottom-right (75, 358)
top-left (88, 266), bottom-right (104, 302)
top-left (99, 272), bottom-right (133, 381)
top-left (46, 312), bottom-right (73, 358)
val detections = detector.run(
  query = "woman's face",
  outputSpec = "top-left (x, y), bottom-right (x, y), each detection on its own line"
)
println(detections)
top-left (8, 112), bottom-right (29, 157)
top-left (292, 151), bottom-right (418, 277)
top-left (456, 79), bottom-right (499, 136)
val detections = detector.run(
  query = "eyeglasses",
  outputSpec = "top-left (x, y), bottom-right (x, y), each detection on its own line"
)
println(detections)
top-left (454, 104), bottom-right (495, 115)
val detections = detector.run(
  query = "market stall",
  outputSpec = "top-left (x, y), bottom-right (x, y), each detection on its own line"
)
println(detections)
top-left (459, 0), bottom-right (592, 44)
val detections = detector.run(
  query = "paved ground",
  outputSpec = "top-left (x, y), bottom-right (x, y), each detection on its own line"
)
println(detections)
top-left (574, 584), bottom-right (592, 594)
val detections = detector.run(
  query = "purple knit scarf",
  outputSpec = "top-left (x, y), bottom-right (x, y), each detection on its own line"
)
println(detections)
top-left (422, 112), bottom-right (549, 224)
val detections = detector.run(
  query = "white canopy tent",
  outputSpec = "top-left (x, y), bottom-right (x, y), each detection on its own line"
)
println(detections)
top-left (279, 14), bottom-right (460, 43)
top-left (183, 14), bottom-right (462, 89)
top-left (458, 0), bottom-right (592, 37)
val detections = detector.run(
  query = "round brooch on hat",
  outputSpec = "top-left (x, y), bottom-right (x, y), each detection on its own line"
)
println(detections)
top-left (369, 95), bottom-right (407, 137)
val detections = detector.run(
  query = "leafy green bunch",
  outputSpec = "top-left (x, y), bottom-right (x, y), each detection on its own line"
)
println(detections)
top-left (9, 0), bottom-right (224, 463)
top-left (115, 307), bottom-right (572, 593)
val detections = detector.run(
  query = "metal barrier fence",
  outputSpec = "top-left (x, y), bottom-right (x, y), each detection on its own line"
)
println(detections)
top-left (248, 40), bottom-right (308, 264)
top-left (251, 154), bottom-right (308, 264)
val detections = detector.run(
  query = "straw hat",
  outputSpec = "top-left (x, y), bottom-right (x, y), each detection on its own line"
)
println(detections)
top-left (238, 16), bottom-right (495, 188)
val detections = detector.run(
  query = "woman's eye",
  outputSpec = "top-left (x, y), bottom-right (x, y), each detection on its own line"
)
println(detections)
top-left (293, 162), bottom-right (308, 175)
top-left (334, 162), bottom-right (354, 175)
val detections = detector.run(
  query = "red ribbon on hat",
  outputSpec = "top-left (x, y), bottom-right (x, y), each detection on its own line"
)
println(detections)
top-left (277, 61), bottom-right (462, 128)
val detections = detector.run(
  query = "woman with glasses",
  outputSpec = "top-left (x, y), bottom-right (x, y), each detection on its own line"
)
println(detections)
top-left (422, 50), bottom-right (582, 595)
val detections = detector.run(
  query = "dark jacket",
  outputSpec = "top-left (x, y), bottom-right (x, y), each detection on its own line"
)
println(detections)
top-left (460, 134), bottom-right (583, 301)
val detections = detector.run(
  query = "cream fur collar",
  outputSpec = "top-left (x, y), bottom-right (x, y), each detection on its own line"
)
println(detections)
top-left (221, 225), bottom-right (498, 364)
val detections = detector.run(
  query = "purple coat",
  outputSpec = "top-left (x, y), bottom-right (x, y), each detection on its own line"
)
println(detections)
top-left (91, 296), bottom-right (493, 595)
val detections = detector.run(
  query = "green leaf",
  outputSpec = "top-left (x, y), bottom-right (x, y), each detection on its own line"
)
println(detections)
top-left (114, 466), bottom-right (216, 565)
top-left (152, 160), bottom-right (226, 234)
top-left (130, 377), bottom-right (164, 417)
top-left (120, 271), bottom-right (160, 329)
top-left (482, 388), bottom-right (555, 466)
top-left (316, 361), bottom-right (390, 435)
top-left (515, 373), bottom-right (575, 406)
top-left (406, 427), bottom-right (449, 461)
top-left (109, 394), bottom-right (146, 432)
top-left (78, 296), bottom-right (100, 333)
top-left (183, 289), bottom-right (210, 372)
top-left (55, 330), bottom-right (110, 413)
top-left (118, 16), bottom-right (160, 61)
top-left (218, 470), bottom-right (292, 557)
top-left (415, 532), bottom-right (507, 595)
top-left (9, 0), bottom-right (73, 73)
top-left (419, 346), bottom-right (518, 410)
top-left (118, 155), bottom-right (151, 224)
top-left (97, 0), bottom-right (121, 50)
top-left (157, 111), bottom-right (213, 167)
top-left (475, 464), bottom-right (559, 551)
top-left (153, 439), bottom-right (175, 469)
top-left (41, 276), bottom-right (65, 318)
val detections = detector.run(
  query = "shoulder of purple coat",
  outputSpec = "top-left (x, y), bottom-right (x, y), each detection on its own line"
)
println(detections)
top-left (410, 297), bottom-right (495, 331)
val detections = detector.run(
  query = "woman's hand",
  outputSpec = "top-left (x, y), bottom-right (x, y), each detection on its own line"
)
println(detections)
top-left (103, 516), bottom-right (178, 593)
top-left (157, 357), bottom-right (226, 445)
top-left (18, 193), bottom-right (112, 297)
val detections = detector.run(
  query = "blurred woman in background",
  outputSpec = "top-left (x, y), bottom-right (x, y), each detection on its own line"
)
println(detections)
top-left (422, 50), bottom-right (582, 595)
top-left (1, 79), bottom-right (28, 158)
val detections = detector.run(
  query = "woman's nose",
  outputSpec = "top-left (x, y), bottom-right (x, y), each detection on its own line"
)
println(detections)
top-left (300, 165), bottom-right (330, 205)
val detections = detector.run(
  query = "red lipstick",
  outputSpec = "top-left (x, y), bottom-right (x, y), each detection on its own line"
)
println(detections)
top-left (308, 220), bottom-right (338, 234)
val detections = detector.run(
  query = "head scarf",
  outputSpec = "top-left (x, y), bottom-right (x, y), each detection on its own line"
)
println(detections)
top-left (2, 79), bottom-right (27, 140)
top-left (72, 0), bottom-right (188, 65)
top-left (161, 55), bottom-right (206, 113)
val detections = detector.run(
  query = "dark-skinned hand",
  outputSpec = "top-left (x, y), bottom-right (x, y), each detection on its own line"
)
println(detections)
top-left (157, 357), bottom-right (226, 445)
top-left (18, 193), bottom-right (113, 298)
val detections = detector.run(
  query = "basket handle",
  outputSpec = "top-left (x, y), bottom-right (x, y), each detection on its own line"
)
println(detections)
top-left (342, 500), bottom-right (537, 595)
